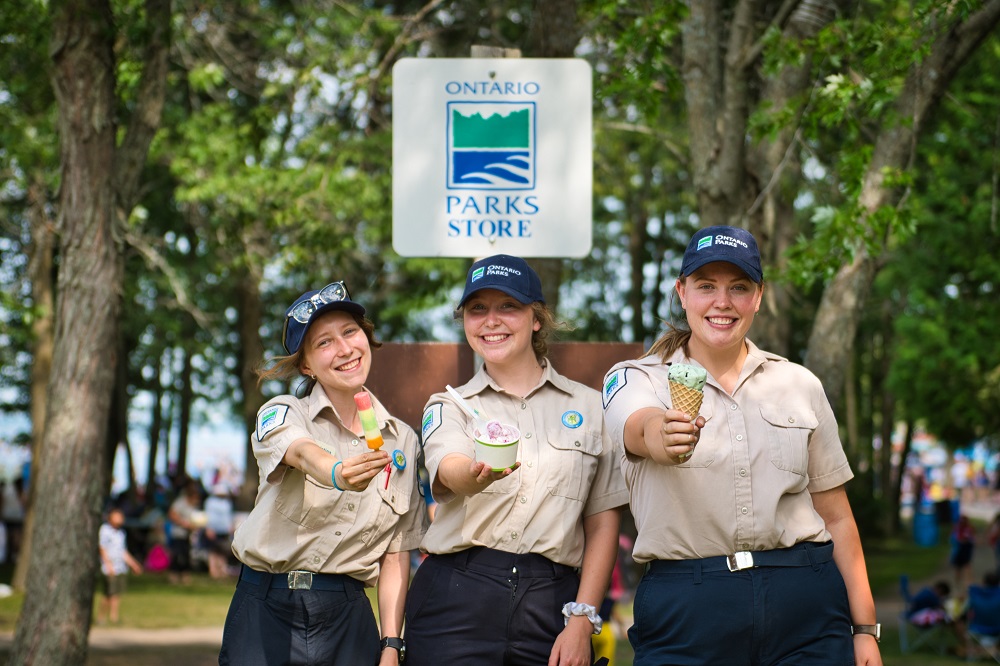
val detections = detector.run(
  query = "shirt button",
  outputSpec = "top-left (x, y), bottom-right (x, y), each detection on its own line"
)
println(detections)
top-left (739, 468), bottom-right (747, 477)
top-left (352, 439), bottom-right (359, 446)
top-left (313, 556), bottom-right (320, 564)
top-left (788, 416), bottom-right (796, 423)
top-left (510, 531), bottom-right (519, 539)
top-left (521, 403), bottom-right (527, 410)
top-left (574, 441), bottom-right (581, 447)
top-left (348, 503), bottom-right (355, 511)
top-left (741, 543), bottom-right (750, 550)
top-left (335, 531), bottom-right (342, 536)
top-left (736, 434), bottom-right (744, 441)
top-left (730, 404), bottom-right (738, 410)
top-left (520, 496), bottom-right (527, 504)
top-left (740, 507), bottom-right (749, 515)
top-left (525, 433), bottom-right (532, 439)
top-left (527, 461), bottom-right (534, 467)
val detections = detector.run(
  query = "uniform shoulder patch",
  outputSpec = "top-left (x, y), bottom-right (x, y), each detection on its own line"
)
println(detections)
top-left (257, 403), bottom-right (290, 441)
top-left (421, 402), bottom-right (443, 441)
top-left (602, 369), bottom-right (627, 409)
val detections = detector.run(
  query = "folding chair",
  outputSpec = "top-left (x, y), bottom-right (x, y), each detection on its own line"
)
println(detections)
top-left (898, 574), bottom-right (950, 654)
top-left (966, 585), bottom-right (1000, 663)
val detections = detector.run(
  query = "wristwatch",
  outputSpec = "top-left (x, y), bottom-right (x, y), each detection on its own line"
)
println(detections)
top-left (851, 624), bottom-right (880, 643)
top-left (380, 637), bottom-right (406, 663)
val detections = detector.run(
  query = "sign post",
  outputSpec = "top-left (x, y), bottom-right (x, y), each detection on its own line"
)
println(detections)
top-left (392, 58), bottom-right (593, 258)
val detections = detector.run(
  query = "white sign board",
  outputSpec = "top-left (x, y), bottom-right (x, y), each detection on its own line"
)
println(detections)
top-left (392, 58), bottom-right (593, 258)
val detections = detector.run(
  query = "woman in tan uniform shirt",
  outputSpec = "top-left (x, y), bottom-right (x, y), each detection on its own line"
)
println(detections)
top-left (603, 226), bottom-right (882, 666)
top-left (405, 255), bottom-right (628, 666)
top-left (220, 282), bottom-right (428, 666)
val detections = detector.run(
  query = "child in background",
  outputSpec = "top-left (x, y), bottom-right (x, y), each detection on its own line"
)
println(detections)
top-left (98, 506), bottom-right (143, 624)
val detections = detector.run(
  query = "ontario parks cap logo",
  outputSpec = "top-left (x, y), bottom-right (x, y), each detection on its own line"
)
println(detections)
top-left (447, 102), bottom-right (536, 190)
top-left (697, 236), bottom-right (713, 251)
top-left (471, 267), bottom-right (485, 282)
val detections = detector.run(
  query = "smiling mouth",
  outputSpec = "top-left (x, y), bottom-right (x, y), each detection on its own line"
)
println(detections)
top-left (482, 333), bottom-right (509, 343)
top-left (707, 317), bottom-right (736, 325)
top-left (337, 358), bottom-right (362, 372)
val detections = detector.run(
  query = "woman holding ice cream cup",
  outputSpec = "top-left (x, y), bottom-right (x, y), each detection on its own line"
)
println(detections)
top-left (219, 282), bottom-right (428, 666)
top-left (602, 226), bottom-right (882, 666)
top-left (405, 254), bottom-right (629, 666)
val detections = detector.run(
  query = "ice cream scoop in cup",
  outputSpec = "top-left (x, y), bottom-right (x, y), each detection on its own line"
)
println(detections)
top-left (474, 420), bottom-right (520, 471)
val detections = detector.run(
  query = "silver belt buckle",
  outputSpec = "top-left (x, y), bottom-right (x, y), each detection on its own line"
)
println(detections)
top-left (727, 551), bottom-right (754, 572)
top-left (287, 571), bottom-right (314, 590)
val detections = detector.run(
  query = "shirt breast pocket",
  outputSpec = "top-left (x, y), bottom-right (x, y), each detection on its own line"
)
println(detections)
top-left (360, 471), bottom-right (413, 547)
top-left (545, 427), bottom-right (602, 501)
top-left (760, 404), bottom-right (818, 476)
top-left (274, 472), bottom-right (335, 530)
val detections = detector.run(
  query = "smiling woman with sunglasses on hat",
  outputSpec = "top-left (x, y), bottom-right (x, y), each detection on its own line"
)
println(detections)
top-left (404, 255), bottom-right (628, 666)
top-left (602, 226), bottom-right (882, 666)
top-left (219, 282), bottom-right (429, 666)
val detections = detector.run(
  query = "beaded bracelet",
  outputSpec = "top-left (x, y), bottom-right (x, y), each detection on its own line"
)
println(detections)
top-left (331, 461), bottom-right (344, 491)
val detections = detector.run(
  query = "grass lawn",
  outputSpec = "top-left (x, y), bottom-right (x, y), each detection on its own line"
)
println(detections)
top-left (0, 534), bottom-right (981, 665)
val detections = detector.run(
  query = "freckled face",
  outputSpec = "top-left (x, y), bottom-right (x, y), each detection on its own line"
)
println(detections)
top-left (462, 289), bottom-right (540, 368)
top-left (300, 310), bottom-right (371, 398)
top-left (676, 262), bottom-right (763, 355)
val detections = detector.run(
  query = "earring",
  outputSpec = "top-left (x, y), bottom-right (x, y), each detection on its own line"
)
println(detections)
top-left (310, 374), bottom-right (317, 380)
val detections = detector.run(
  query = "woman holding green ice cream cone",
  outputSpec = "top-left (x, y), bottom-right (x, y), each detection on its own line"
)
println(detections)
top-left (602, 226), bottom-right (882, 666)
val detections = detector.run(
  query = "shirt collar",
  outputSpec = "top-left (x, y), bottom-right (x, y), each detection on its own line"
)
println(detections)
top-left (302, 383), bottom-right (400, 437)
top-left (463, 359), bottom-right (573, 398)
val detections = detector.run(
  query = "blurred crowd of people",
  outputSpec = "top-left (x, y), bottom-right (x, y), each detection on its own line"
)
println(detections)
top-left (103, 472), bottom-right (242, 583)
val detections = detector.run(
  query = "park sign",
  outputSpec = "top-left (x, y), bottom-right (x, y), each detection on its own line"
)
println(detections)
top-left (391, 58), bottom-right (593, 258)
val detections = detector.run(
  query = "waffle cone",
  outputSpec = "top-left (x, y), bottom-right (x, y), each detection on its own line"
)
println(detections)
top-left (669, 380), bottom-right (704, 417)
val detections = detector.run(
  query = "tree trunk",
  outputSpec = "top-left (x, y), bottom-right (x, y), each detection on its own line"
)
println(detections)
top-left (14, 179), bottom-right (57, 592)
top-left (10, 2), bottom-right (119, 661)
top-left (805, 0), bottom-right (1000, 408)
top-left (236, 279), bottom-right (266, 511)
top-left (11, 0), bottom-right (170, 661)
top-left (177, 346), bottom-right (193, 475)
top-left (144, 362), bottom-right (163, 501)
top-left (747, 1), bottom-right (848, 357)
top-left (525, 0), bottom-right (580, 313)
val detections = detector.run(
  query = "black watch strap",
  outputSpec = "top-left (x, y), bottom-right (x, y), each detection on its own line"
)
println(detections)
top-left (851, 623), bottom-right (880, 642)
top-left (380, 637), bottom-right (406, 662)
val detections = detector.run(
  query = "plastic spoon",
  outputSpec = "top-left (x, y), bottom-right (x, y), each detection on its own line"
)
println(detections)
top-left (445, 384), bottom-right (489, 433)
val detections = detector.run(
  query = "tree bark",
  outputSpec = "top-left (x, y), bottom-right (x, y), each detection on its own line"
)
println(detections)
top-left (14, 179), bottom-right (57, 592)
top-left (805, 0), bottom-right (1000, 408)
top-left (10, 2), bottom-right (119, 662)
top-left (11, 1), bottom-right (170, 662)
top-left (236, 278), bottom-right (266, 511)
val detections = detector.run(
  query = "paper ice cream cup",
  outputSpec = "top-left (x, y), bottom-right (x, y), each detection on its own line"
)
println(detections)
top-left (474, 425), bottom-right (520, 472)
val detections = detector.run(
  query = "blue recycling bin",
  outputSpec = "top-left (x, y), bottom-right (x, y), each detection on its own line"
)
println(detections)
top-left (914, 508), bottom-right (939, 547)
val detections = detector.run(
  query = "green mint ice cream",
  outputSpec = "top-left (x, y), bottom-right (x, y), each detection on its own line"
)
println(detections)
top-left (668, 363), bottom-right (707, 391)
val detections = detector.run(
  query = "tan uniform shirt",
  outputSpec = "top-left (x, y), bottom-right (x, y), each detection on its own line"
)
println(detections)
top-left (419, 362), bottom-right (628, 568)
top-left (232, 386), bottom-right (428, 585)
top-left (602, 341), bottom-right (853, 564)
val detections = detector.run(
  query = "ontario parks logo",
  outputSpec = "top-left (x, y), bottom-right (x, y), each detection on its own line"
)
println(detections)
top-left (447, 102), bottom-right (536, 190)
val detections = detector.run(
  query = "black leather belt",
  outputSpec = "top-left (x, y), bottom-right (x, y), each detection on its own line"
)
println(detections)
top-left (239, 565), bottom-right (363, 592)
top-left (432, 546), bottom-right (576, 578)
top-left (647, 541), bottom-right (834, 574)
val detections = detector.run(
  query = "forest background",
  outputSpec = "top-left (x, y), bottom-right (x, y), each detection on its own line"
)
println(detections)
top-left (2, 0), bottom-right (1000, 663)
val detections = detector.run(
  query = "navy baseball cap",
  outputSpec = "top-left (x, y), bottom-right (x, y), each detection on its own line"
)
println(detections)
top-left (282, 281), bottom-right (366, 355)
top-left (680, 226), bottom-right (763, 283)
top-left (458, 254), bottom-right (544, 307)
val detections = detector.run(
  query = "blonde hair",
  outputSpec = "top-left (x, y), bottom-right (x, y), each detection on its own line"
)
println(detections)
top-left (256, 313), bottom-right (381, 397)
